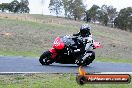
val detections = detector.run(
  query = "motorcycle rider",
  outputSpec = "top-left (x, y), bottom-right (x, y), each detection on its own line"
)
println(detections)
top-left (73, 24), bottom-right (93, 49)
top-left (73, 24), bottom-right (94, 65)
top-left (73, 24), bottom-right (92, 37)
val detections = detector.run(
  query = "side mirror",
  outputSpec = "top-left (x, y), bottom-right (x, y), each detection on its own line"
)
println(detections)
top-left (93, 42), bottom-right (101, 49)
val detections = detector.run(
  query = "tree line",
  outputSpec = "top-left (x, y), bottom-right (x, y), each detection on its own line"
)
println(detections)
top-left (0, 0), bottom-right (29, 13)
top-left (49, 0), bottom-right (132, 32)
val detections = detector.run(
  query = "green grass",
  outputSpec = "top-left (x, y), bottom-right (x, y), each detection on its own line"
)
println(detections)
top-left (95, 58), bottom-right (132, 64)
top-left (0, 18), bottom-right (78, 57)
top-left (0, 51), bottom-right (38, 57)
top-left (0, 74), bottom-right (131, 88)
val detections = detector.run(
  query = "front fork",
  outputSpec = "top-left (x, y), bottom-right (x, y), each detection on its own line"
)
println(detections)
top-left (49, 48), bottom-right (58, 59)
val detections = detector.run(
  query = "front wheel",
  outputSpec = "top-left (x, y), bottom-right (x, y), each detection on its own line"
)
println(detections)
top-left (39, 51), bottom-right (52, 65)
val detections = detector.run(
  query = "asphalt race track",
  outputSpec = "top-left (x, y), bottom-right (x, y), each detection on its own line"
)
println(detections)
top-left (0, 56), bottom-right (132, 73)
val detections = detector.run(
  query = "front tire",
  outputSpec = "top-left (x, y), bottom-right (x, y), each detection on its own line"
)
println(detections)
top-left (39, 51), bottom-right (52, 65)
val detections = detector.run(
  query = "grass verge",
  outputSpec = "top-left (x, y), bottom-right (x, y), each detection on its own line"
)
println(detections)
top-left (0, 51), bottom-right (39, 57)
top-left (0, 74), bottom-right (131, 88)
top-left (95, 58), bottom-right (132, 64)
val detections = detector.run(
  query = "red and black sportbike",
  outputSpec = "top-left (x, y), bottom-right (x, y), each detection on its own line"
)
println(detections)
top-left (39, 35), bottom-right (101, 66)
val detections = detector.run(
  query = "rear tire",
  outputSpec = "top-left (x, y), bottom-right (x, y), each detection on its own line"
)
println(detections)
top-left (39, 51), bottom-right (52, 65)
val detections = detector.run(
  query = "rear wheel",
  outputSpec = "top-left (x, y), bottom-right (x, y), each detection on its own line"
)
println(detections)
top-left (39, 51), bottom-right (52, 65)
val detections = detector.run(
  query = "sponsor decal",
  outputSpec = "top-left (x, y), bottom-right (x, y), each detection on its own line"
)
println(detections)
top-left (76, 66), bottom-right (131, 85)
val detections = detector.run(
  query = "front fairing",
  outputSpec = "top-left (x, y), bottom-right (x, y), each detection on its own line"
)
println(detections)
top-left (60, 35), bottom-right (76, 46)
top-left (53, 37), bottom-right (65, 50)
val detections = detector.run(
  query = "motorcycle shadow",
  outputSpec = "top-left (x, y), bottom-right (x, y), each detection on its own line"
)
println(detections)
top-left (42, 64), bottom-right (78, 68)
top-left (40, 64), bottom-right (96, 73)
top-left (44, 63), bottom-right (93, 68)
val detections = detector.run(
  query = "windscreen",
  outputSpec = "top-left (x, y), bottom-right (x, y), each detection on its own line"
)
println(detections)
top-left (60, 36), bottom-right (75, 46)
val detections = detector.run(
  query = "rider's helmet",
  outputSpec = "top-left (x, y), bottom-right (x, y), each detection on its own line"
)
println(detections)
top-left (80, 24), bottom-right (91, 37)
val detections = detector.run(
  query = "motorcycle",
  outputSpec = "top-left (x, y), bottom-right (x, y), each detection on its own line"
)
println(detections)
top-left (39, 35), bottom-right (101, 66)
